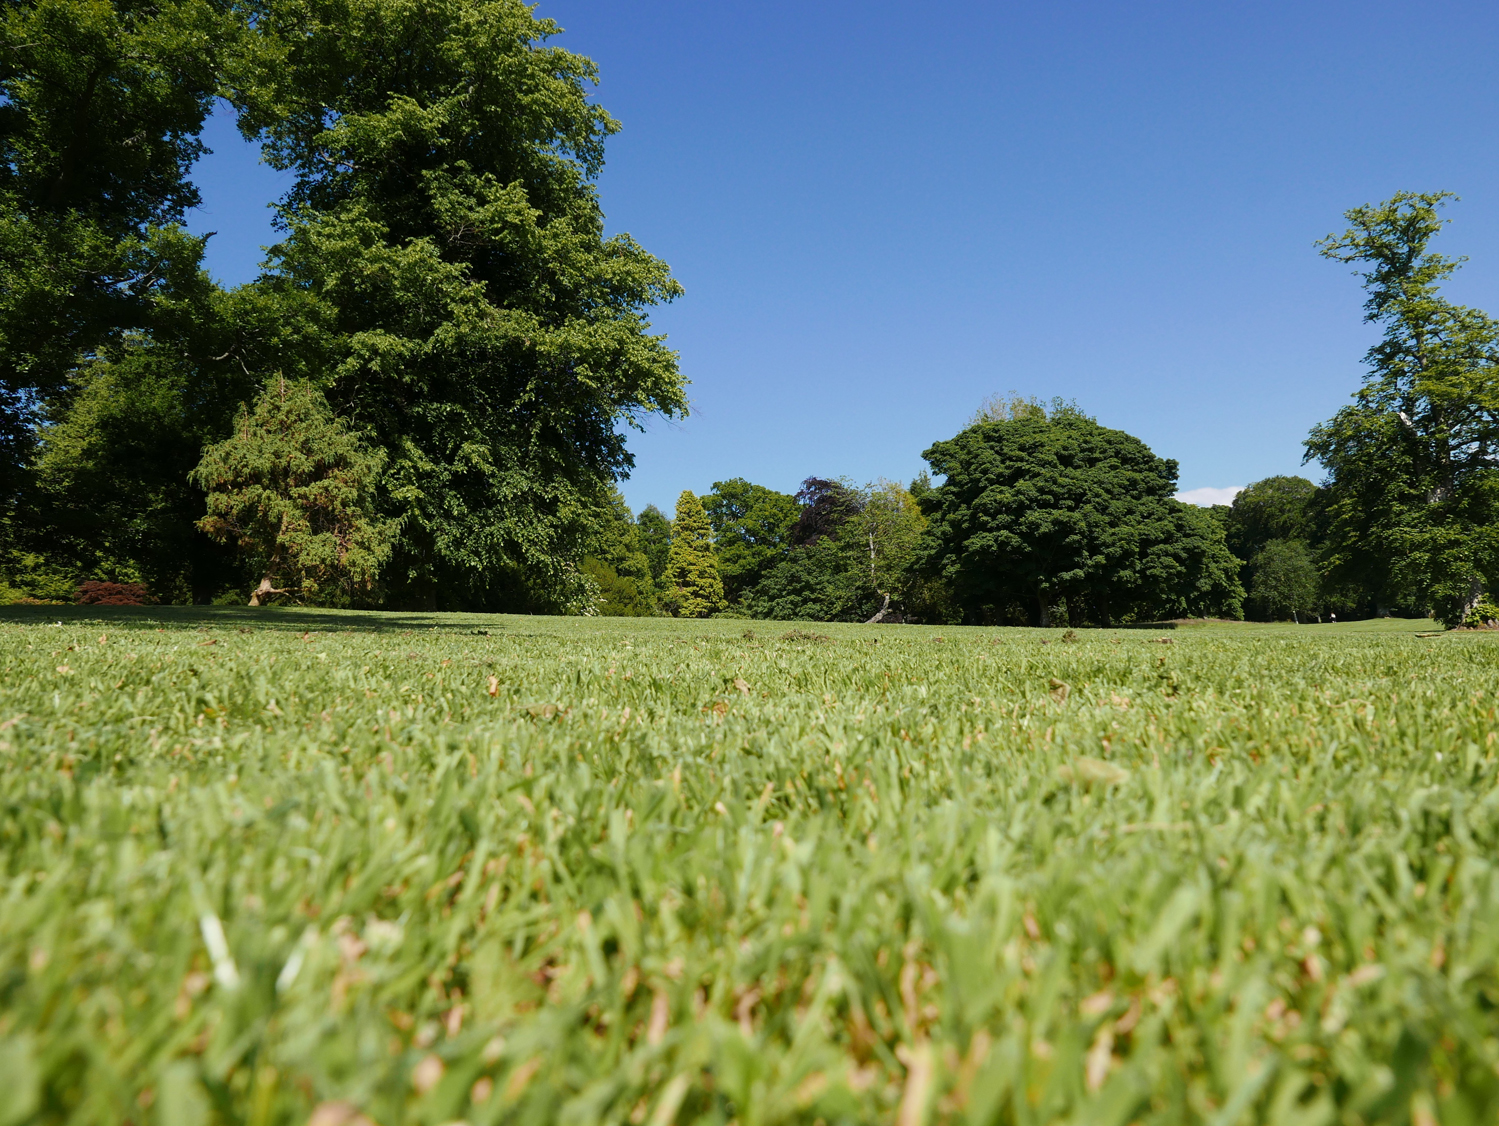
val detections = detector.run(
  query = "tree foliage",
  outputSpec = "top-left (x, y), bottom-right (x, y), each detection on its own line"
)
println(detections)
top-left (0, 0), bottom-right (231, 495)
top-left (192, 377), bottom-right (393, 604)
top-left (703, 478), bottom-right (797, 602)
top-left (220, 0), bottom-right (686, 611)
top-left (1307, 192), bottom-right (1499, 625)
top-left (920, 403), bottom-right (1242, 625)
top-left (661, 491), bottom-right (724, 618)
top-left (740, 478), bottom-right (947, 623)
top-left (636, 504), bottom-right (672, 586)
top-left (581, 489), bottom-right (656, 617)
top-left (1249, 539), bottom-right (1320, 622)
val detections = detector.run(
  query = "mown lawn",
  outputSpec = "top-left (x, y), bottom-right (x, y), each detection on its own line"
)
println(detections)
top-left (0, 608), bottom-right (1495, 1126)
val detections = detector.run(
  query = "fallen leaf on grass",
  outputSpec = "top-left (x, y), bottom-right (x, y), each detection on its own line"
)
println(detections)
top-left (307, 1102), bottom-right (377, 1126)
top-left (1058, 757), bottom-right (1129, 786)
top-left (1048, 678), bottom-right (1070, 703)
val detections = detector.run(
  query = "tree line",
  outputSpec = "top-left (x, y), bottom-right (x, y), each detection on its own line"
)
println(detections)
top-left (0, 0), bottom-right (1494, 626)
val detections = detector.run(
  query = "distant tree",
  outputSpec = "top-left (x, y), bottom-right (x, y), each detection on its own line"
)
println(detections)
top-left (662, 491), bottom-right (725, 618)
top-left (637, 504), bottom-right (672, 585)
top-left (1226, 476), bottom-right (1319, 560)
top-left (920, 402), bottom-right (1243, 625)
top-left (703, 478), bottom-right (797, 602)
top-left (581, 489), bottom-right (656, 616)
top-left (790, 478), bottom-right (863, 546)
top-left (1250, 539), bottom-right (1320, 621)
top-left (741, 479), bottom-right (947, 624)
top-left (1221, 475), bottom-right (1324, 619)
top-left (1307, 192), bottom-right (1499, 625)
top-left (850, 480), bottom-right (927, 622)
top-left (192, 378), bottom-right (393, 605)
top-left (743, 538), bottom-right (868, 622)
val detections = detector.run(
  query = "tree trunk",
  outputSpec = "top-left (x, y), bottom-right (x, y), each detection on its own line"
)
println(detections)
top-left (249, 574), bottom-right (287, 607)
top-left (865, 593), bottom-right (892, 624)
top-left (1066, 592), bottom-right (1085, 630)
top-left (1097, 592), bottom-right (1112, 629)
top-left (1036, 587), bottom-right (1051, 629)
top-left (1460, 577), bottom-right (1484, 622)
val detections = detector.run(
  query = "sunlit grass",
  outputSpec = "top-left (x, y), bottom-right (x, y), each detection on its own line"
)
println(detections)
top-left (1, 608), bottom-right (1495, 1125)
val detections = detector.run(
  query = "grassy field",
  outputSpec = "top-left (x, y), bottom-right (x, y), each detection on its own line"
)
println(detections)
top-left (1, 608), bottom-right (1496, 1126)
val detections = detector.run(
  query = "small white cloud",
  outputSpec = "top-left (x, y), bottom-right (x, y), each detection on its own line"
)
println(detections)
top-left (1175, 486), bottom-right (1243, 507)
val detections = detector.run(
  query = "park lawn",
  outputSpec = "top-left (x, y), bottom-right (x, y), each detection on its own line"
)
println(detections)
top-left (0, 608), bottom-right (1496, 1126)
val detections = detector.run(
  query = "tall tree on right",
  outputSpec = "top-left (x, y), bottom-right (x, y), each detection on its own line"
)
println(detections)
top-left (1306, 192), bottom-right (1499, 624)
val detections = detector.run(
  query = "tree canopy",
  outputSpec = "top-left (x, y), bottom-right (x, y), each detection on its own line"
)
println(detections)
top-left (1307, 192), bottom-right (1499, 624)
top-left (2, 0), bottom-right (688, 610)
top-left (702, 478), bottom-right (797, 602)
top-left (919, 403), bottom-right (1242, 626)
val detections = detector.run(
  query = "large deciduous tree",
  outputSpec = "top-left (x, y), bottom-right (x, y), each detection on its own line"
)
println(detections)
top-left (703, 478), bottom-right (797, 603)
top-left (580, 489), bottom-right (656, 617)
top-left (0, 0), bottom-right (233, 552)
top-left (919, 402), bottom-right (1242, 625)
top-left (1306, 192), bottom-right (1499, 626)
top-left (224, 0), bottom-right (687, 611)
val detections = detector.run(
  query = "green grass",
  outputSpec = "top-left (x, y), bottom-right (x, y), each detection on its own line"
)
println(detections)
top-left (1, 608), bottom-right (1497, 1126)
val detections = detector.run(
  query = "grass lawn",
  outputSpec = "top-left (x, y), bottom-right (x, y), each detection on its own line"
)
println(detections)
top-left (1, 608), bottom-right (1496, 1125)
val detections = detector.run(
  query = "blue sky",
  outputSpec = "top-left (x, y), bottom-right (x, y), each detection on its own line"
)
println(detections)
top-left (186, 0), bottom-right (1499, 514)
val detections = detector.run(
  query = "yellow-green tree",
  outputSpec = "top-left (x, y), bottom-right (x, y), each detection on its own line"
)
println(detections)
top-left (662, 490), bottom-right (725, 618)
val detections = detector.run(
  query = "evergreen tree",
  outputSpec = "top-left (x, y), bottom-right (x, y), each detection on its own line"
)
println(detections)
top-left (192, 377), bottom-right (393, 605)
top-left (662, 490), bottom-right (724, 618)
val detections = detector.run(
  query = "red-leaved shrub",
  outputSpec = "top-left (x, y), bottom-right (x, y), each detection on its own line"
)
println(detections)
top-left (75, 581), bottom-right (151, 606)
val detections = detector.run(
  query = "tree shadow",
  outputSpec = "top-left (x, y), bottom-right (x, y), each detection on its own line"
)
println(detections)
top-left (0, 604), bottom-right (504, 634)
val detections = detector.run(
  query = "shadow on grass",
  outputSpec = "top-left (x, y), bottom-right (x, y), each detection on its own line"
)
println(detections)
top-left (0, 604), bottom-right (502, 634)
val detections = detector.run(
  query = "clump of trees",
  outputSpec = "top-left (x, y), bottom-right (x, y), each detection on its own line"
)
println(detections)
top-left (1, 0), bottom-right (685, 610)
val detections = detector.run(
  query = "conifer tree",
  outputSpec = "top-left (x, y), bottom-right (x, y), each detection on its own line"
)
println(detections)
top-left (663, 490), bottom-right (725, 618)
top-left (192, 377), bottom-right (393, 605)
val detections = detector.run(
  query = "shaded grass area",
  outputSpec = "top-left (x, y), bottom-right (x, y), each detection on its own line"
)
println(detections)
top-left (1, 611), bottom-right (1496, 1124)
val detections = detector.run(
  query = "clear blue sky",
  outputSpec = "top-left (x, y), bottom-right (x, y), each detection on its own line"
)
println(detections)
top-left (186, 0), bottom-right (1499, 514)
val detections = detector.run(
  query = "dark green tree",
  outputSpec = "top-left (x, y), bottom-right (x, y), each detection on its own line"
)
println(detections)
top-left (226, 0), bottom-right (686, 611)
top-left (702, 478), bottom-right (797, 603)
top-left (1220, 476), bottom-right (1324, 619)
top-left (636, 504), bottom-right (672, 586)
top-left (662, 491), bottom-right (724, 618)
top-left (1306, 192), bottom-right (1499, 625)
top-left (0, 0), bottom-right (232, 498)
top-left (192, 377), bottom-right (393, 605)
top-left (1250, 539), bottom-right (1320, 622)
top-left (743, 537), bottom-right (869, 623)
top-left (919, 402), bottom-right (1243, 625)
top-left (580, 489), bottom-right (656, 616)
top-left (26, 251), bottom-right (285, 602)
top-left (1225, 476), bottom-right (1318, 560)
